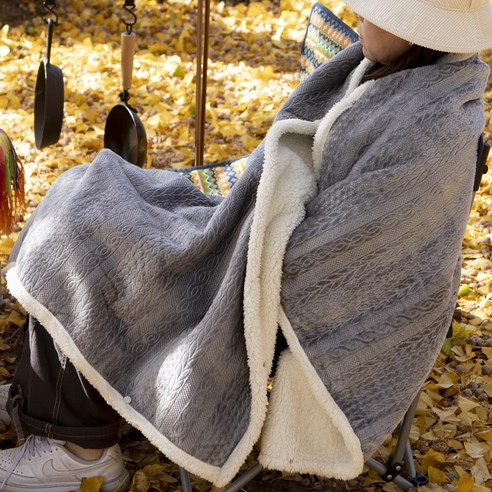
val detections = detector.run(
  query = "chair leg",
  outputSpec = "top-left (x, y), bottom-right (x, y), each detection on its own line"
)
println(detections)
top-left (224, 463), bottom-right (264, 492)
top-left (366, 458), bottom-right (416, 491)
top-left (179, 466), bottom-right (193, 492)
top-left (366, 391), bottom-right (428, 489)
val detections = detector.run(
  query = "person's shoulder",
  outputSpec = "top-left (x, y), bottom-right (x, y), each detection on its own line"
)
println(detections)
top-left (437, 53), bottom-right (489, 83)
top-left (406, 53), bottom-right (488, 105)
top-left (439, 52), bottom-right (488, 69)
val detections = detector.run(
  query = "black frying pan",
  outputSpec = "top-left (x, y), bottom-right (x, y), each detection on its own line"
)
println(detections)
top-left (104, 32), bottom-right (147, 167)
top-left (34, 18), bottom-right (64, 149)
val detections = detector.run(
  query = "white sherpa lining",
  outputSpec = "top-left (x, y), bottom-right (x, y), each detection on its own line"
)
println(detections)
top-left (241, 116), bottom-right (321, 480)
top-left (258, 308), bottom-right (364, 478)
top-left (244, 60), bottom-right (373, 480)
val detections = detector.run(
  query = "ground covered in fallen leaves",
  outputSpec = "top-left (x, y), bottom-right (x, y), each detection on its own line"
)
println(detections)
top-left (0, 0), bottom-right (491, 491)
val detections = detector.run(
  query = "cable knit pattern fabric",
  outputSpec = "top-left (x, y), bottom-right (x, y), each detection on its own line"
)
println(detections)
top-left (5, 43), bottom-right (489, 486)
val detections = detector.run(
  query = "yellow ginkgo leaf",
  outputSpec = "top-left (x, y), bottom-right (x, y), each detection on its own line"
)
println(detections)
top-left (76, 476), bottom-right (103, 492)
top-left (427, 466), bottom-right (449, 485)
top-left (456, 474), bottom-right (475, 492)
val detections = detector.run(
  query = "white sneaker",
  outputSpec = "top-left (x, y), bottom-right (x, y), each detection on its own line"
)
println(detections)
top-left (0, 384), bottom-right (11, 424)
top-left (0, 435), bottom-right (130, 491)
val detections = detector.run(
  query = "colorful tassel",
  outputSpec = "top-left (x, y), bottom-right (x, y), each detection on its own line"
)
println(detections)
top-left (0, 129), bottom-right (25, 235)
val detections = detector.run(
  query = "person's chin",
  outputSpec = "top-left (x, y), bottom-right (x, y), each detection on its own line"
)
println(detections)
top-left (361, 46), bottom-right (373, 60)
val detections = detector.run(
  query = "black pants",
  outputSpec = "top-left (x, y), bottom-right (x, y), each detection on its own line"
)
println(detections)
top-left (7, 315), bottom-right (288, 449)
top-left (7, 316), bottom-right (120, 448)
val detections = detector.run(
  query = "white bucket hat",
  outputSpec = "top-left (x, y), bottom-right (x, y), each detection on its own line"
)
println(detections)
top-left (343, 0), bottom-right (492, 53)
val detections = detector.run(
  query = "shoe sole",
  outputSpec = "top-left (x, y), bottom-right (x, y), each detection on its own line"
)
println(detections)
top-left (0, 470), bottom-right (130, 492)
top-left (101, 470), bottom-right (131, 492)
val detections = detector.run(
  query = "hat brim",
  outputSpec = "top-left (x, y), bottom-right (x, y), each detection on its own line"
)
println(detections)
top-left (343, 0), bottom-right (492, 53)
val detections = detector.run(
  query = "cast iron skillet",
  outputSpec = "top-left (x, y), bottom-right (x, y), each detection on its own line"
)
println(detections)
top-left (34, 18), bottom-right (64, 149)
top-left (104, 32), bottom-right (147, 167)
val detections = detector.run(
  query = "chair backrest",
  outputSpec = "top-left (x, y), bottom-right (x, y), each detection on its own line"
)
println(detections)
top-left (299, 2), bottom-right (359, 81)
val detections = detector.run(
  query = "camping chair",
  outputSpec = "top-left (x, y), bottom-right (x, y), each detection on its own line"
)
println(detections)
top-left (172, 3), bottom-right (491, 490)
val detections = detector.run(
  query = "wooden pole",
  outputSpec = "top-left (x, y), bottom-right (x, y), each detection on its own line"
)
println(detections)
top-left (195, 0), bottom-right (210, 167)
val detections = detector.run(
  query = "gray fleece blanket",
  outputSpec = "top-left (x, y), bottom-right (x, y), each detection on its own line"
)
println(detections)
top-left (6, 44), bottom-right (489, 486)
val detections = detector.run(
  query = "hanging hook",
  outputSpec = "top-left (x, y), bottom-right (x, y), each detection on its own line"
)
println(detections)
top-left (42, 1), bottom-right (59, 25)
top-left (122, 1), bottom-right (137, 34)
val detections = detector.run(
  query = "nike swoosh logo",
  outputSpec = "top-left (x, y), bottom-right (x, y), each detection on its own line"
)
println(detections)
top-left (41, 458), bottom-right (104, 482)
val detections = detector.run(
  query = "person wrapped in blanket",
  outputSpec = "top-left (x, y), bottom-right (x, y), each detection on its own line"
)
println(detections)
top-left (1, 1), bottom-right (492, 490)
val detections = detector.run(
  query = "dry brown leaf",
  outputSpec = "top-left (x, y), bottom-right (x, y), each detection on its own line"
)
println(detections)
top-left (471, 457), bottom-right (492, 485)
top-left (129, 470), bottom-right (150, 492)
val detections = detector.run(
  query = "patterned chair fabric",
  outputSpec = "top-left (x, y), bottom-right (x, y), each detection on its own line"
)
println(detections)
top-left (299, 2), bottom-right (358, 81)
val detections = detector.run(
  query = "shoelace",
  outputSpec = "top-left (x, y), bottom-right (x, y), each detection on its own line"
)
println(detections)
top-left (0, 436), bottom-right (58, 489)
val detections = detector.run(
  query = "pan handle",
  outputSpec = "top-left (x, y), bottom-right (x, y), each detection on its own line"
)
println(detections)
top-left (121, 32), bottom-right (136, 92)
top-left (45, 18), bottom-right (55, 65)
